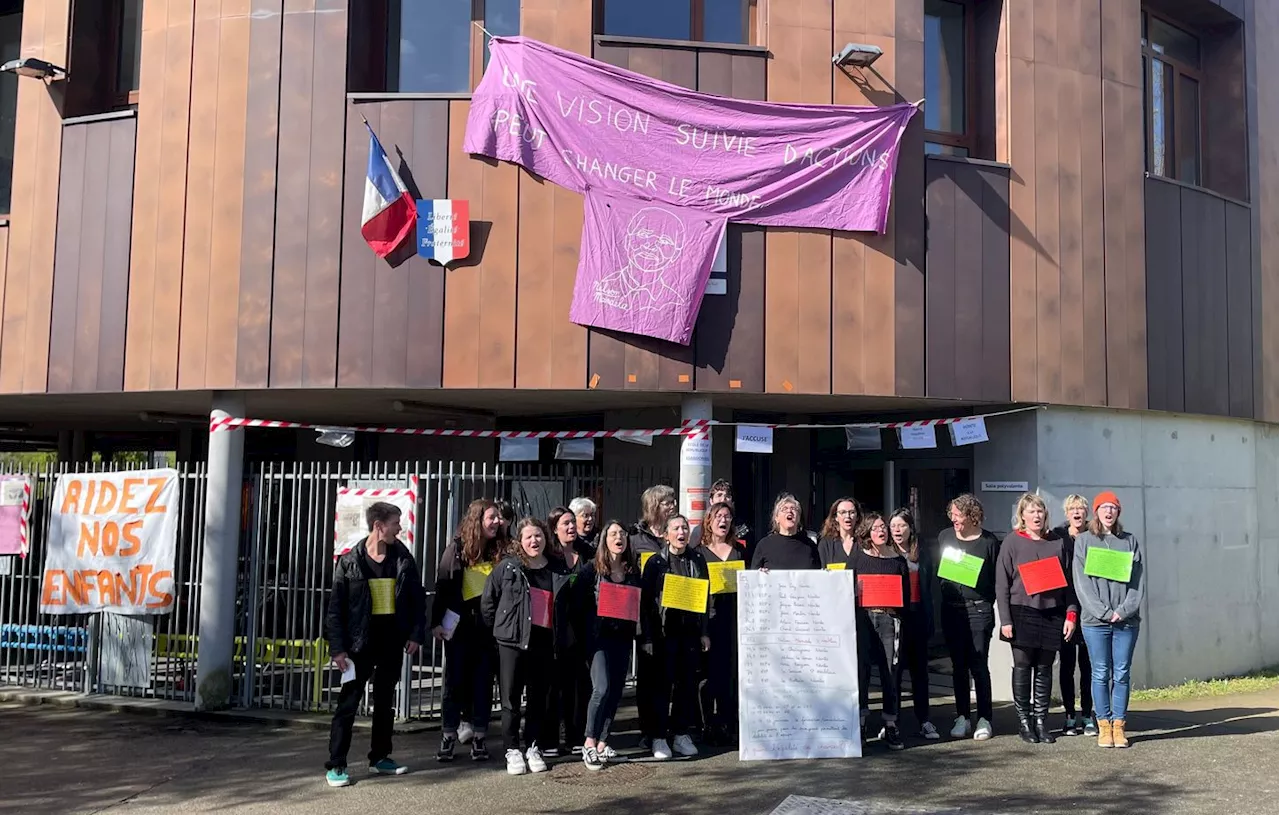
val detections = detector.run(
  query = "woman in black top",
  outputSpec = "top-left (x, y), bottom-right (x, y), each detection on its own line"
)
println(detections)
top-left (581, 520), bottom-right (641, 770)
top-left (431, 498), bottom-right (506, 762)
top-left (851, 513), bottom-right (910, 751)
top-left (698, 501), bottom-right (746, 745)
top-left (936, 494), bottom-right (1000, 741)
top-left (640, 514), bottom-right (711, 760)
top-left (1054, 494), bottom-right (1095, 737)
top-left (480, 517), bottom-right (572, 776)
top-left (996, 493), bottom-right (1078, 745)
top-left (750, 492), bottom-right (821, 570)
top-left (817, 497), bottom-right (861, 568)
top-left (889, 508), bottom-right (938, 740)
top-left (543, 507), bottom-right (594, 757)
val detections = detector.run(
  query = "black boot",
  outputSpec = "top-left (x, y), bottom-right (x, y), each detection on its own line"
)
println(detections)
top-left (1033, 668), bottom-right (1057, 744)
top-left (1013, 666), bottom-right (1038, 743)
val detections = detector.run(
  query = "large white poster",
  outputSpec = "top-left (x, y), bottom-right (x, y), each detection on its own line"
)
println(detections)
top-left (738, 570), bottom-right (861, 761)
top-left (333, 485), bottom-right (417, 558)
top-left (40, 469), bottom-right (180, 615)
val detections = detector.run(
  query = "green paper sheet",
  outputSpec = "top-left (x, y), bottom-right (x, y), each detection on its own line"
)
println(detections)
top-left (937, 552), bottom-right (984, 588)
top-left (1083, 546), bottom-right (1134, 583)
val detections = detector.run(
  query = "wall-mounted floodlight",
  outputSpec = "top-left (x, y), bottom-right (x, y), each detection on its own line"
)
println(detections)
top-left (0, 57), bottom-right (67, 81)
top-left (832, 43), bottom-right (883, 69)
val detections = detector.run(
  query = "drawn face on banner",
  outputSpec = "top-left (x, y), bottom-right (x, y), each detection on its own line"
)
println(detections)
top-left (624, 207), bottom-right (685, 285)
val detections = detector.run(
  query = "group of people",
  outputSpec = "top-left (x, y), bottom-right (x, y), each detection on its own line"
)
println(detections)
top-left (321, 479), bottom-right (1145, 788)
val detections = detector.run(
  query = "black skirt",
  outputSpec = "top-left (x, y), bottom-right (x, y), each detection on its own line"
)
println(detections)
top-left (1008, 605), bottom-right (1066, 651)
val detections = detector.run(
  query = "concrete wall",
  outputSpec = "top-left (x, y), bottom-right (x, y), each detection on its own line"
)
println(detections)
top-left (976, 406), bottom-right (1280, 697)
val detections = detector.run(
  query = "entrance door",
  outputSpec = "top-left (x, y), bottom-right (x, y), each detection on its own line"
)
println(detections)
top-left (897, 463), bottom-right (971, 649)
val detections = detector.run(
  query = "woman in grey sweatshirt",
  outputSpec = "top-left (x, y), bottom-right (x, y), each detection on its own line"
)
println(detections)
top-left (1072, 491), bottom-right (1144, 750)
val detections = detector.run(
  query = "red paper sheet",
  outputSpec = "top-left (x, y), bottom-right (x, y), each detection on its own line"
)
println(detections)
top-left (857, 574), bottom-right (904, 608)
top-left (1018, 556), bottom-right (1068, 595)
top-left (529, 588), bottom-right (553, 628)
top-left (597, 582), bottom-right (641, 622)
top-left (909, 571), bottom-right (921, 603)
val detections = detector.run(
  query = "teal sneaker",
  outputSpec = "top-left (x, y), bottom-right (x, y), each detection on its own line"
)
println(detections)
top-left (326, 768), bottom-right (351, 788)
top-left (370, 758), bottom-right (408, 775)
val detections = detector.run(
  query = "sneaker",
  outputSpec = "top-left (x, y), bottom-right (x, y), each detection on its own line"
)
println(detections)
top-left (601, 745), bottom-right (618, 760)
top-left (457, 722), bottom-right (475, 745)
top-left (920, 721), bottom-right (941, 740)
top-left (949, 716), bottom-right (972, 738)
top-left (471, 737), bottom-right (490, 761)
top-left (542, 745), bottom-right (561, 758)
top-left (525, 745), bottom-right (548, 773)
top-left (974, 717), bottom-right (993, 741)
top-left (651, 738), bottom-right (673, 760)
top-left (1062, 715), bottom-right (1080, 736)
top-left (639, 736), bottom-right (652, 752)
top-left (369, 758), bottom-right (408, 775)
top-left (437, 734), bottom-right (457, 762)
top-left (672, 734), bottom-right (699, 756)
top-left (582, 745), bottom-right (605, 771)
top-left (325, 768), bottom-right (351, 788)
top-left (505, 748), bottom-right (527, 776)
top-left (1084, 716), bottom-right (1099, 737)
top-left (884, 725), bottom-right (905, 751)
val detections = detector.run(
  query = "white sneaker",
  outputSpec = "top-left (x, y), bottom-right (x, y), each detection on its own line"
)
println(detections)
top-left (920, 721), bottom-right (941, 740)
top-left (950, 716), bottom-right (972, 738)
top-left (651, 738), bottom-right (673, 760)
top-left (457, 722), bottom-right (475, 745)
top-left (974, 717), bottom-right (993, 740)
top-left (505, 748), bottom-right (527, 775)
top-left (599, 744), bottom-right (618, 761)
top-left (525, 745), bottom-right (548, 773)
top-left (672, 734), bottom-right (699, 756)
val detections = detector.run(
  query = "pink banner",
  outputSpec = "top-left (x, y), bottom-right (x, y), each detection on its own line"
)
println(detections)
top-left (464, 36), bottom-right (918, 344)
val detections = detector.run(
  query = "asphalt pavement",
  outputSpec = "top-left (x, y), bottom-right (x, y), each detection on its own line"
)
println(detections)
top-left (2, 690), bottom-right (1276, 815)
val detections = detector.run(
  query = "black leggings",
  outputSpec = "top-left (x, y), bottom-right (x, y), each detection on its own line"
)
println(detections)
top-left (1059, 635), bottom-right (1092, 716)
top-left (858, 610), bottom-right (900, 723)
top-left (895, 606), bottom-right (931, 727)
top-left (1011, 645), bottom-right (1057, 668)
top-left (941, 601), bottom-right (994, 721)
top-left (497, 641), bottom-right (555, 751)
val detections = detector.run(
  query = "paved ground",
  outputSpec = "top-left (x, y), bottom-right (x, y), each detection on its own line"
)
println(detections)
top-left (2, 691), bottom-right (1276, 815)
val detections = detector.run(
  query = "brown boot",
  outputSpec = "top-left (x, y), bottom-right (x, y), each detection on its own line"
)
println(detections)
top-left (1097, 718), bottom-right (1114, 748)
top-left (1112, 720), bottom-right (1129, 748)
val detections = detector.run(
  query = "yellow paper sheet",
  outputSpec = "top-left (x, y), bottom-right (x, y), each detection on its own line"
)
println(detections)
top-left (462, 563), bottom-right (493, 601)
top-left (369, 578), bottom-right (396, 615)
top-left (707, 560), bottom-right (744, 594)
top-left (661, 573), bottom-right (709, 614)
top-left (639, 551), bottom-right (656, 573)
top-left (824, 563), bottom-right (847, 571)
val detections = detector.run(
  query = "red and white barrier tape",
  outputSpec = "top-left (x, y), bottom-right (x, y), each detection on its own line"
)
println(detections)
top-left (209, 406), bottom-right (1040, 438)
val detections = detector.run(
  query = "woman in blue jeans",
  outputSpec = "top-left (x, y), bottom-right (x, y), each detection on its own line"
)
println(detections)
top-left (1072, 491), bottom-right (1144, 749)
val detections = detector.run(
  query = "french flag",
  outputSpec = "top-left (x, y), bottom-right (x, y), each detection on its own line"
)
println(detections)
top-left (360, 122), bottom-right (416, 258)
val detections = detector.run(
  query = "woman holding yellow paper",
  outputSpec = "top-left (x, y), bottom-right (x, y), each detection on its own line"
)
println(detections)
top-left (432, 499), bottom-right (507, 763)
top-left (1073, 492), bottom-right (1144, 749)
top-left (817, 497), bottom-right (861, 568)
top-left (699, 502), bottom-right (745, 746)
top-left (481, 517), bottom-right (573, 776)
top-left (640, 513), bottom-right (711, 760)
top-left (996, 493), bottom-right (1078, 745)
top-left (851, 512), bottom-right (910, 751)
top-left (581, 520), bottom-right (642, 770)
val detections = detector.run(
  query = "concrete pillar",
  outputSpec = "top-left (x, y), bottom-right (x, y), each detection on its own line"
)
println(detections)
top-left (194, 393), bottom-right (246, 710)
top-left (679, 396), bottom-right (713, 531)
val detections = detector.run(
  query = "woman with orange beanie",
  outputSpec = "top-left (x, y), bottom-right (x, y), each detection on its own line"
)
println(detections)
top-left (1073, 491), bottom-right (1144, 749)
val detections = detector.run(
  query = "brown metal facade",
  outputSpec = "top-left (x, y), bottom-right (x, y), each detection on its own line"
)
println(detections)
top-left (0, 0), bottom-right (1274, 422)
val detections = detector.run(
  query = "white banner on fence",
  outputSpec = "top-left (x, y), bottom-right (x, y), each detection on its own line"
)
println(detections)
top-left (39, 469), bottom-right (180, 615)
top-left (738, 570), bottom-right (861, 761)
top-left (334, 487), bottom-right (416, 558)
top-left (0, 474), bottom-right (31, 557)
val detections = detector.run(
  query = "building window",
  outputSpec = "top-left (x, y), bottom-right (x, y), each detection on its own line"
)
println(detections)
top-left (115, 0), bottom-right (143, 103)
top-left (0, 0), bottom-right (19, 215)
top-left (1142, 9), bottom-right (1201, 185)
top-left (923, 0), bottom-right (970, 156)
top-left (598, 0), bottom-right (754, 45)
top-left (380, 0), bottom-right (519, 93)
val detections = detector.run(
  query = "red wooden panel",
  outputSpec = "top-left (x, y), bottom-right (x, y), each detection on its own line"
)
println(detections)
top-left (924, 160), bottom-right (956, 398)
top-left (47, 124), bottom-right (88, 393)
top-left (98, 118), bottom-right (135, 391)
top-left (337, 102), bottom-right (378, 387)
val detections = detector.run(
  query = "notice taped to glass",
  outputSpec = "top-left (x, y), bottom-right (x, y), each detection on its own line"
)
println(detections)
top-left (738, 570), bottom-right (862, 760)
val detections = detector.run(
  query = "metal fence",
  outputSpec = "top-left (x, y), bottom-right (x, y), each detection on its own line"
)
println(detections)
top-left (1, 458), bottom-right (673, 719)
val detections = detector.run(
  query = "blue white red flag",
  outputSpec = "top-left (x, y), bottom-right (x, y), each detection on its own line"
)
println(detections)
top-left (416, 199), bottom-right (471, 265)
top-left (360, 123), bottom-right (416, 258)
